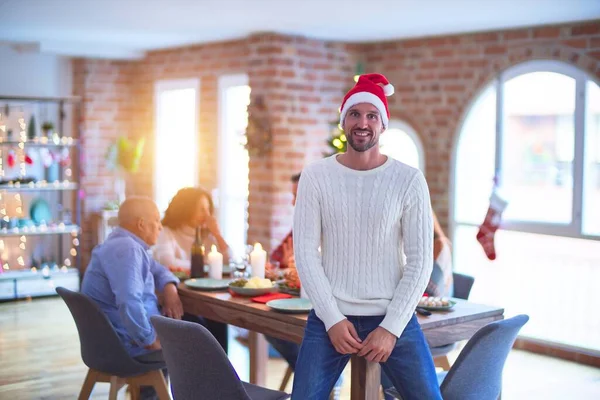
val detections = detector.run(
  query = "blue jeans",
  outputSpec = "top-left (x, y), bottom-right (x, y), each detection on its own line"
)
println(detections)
top-left (266, 335), bottom-right (344, 389)
top-left (291, 311), bottom-right (442, 400)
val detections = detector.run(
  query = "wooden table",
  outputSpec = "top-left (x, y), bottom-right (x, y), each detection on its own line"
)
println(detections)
top-left (178, 284), bottom-right (504, 400)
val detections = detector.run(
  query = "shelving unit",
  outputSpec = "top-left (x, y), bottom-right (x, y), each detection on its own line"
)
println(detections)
top-left (0, 95), bottom-right (81, 300)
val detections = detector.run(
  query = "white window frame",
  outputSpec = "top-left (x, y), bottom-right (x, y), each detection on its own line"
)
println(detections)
top-left (217, 73), bottom-right (250, 256)
top-left (153, 78), bottom-right (200, 211)
top-left (451, 60), bottom-right (599, 242)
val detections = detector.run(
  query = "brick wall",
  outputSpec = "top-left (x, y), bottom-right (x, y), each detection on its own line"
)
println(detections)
top-left (362, 20), bottom-right (600, 231)
top-left (72, 59), bottom-right (138, 266)
top-left (74, 20), bottom-right (599, 265)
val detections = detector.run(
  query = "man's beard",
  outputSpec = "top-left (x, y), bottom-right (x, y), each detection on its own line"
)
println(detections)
top-left (347, 130), bottom-right (377, 153)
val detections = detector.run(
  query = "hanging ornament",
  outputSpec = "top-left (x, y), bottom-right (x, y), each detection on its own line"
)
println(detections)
top-left (39, 148), bottom-right (54, 168)
top-left (24, 151), bottom-right (33, 165)
top-left (59, 147), bottom-right (71, 167)
top-left (7, 150), bottom-right (15, 168)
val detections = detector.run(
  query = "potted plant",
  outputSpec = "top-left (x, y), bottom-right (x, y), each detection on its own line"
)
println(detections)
top-left (41, 121), bottom-right (54, 137)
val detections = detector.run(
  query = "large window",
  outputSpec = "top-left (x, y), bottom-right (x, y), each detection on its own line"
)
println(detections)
top-left (380, 120), bottom-right (424, 171)
top-left (453, 61), bottom-right (600, 352)
top-left (154, 79), bottom-right (199, 213)
top-left (217, 75), bottom-right (250, 258)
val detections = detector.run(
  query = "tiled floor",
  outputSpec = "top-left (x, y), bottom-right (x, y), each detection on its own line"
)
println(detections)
top-left (1, 297), bottom-right (598, 399)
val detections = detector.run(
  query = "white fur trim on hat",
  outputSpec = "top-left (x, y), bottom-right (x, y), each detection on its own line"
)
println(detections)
top-left (339, 92), bottom-right (389, 128)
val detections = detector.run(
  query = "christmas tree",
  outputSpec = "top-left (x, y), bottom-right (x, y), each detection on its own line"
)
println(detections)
top-left (326, 122), bottom-right (347, 155)
top-left (325, 63), bottom-right (364, 156)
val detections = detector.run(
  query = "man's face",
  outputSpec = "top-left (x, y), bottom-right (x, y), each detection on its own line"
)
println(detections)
top-left (139, 205), bottom-right (163, 246)
top-left (343, 103), bottom-right (385, 153)
top-left (292, 182), bottom-right (298, 206)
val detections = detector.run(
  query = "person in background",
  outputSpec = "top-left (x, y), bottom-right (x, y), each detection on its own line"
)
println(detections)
top-left (154, 187), bottom-right (230, 271)
top-left (153, 187), bottom-right (230, 352)
top-left (268, 173), bottom-right (300, 271)
top-left (82, 196), bottom-right (183, 400)
top-left (265, 172), bottom-right (343, 398)
top-left (427, 211), bottom-right (453, 297)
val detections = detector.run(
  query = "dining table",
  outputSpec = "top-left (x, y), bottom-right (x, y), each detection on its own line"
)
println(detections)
top-left (178, 282), bottom-right (504, 400)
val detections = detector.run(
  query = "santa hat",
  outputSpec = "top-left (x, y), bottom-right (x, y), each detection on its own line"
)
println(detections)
top-left (339, 73), bottom-right (394, 128)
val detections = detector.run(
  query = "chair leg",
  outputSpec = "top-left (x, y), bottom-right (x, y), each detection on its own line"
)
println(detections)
top-left (434, 355), bottom-right (452, 371)
top-left (148, 370), bottom-right (171, 400)
top-left (279, 366), bottom-right (293, 391)
top-left (128, 383), bottom-right (140, 400)
top-left (109, 376), bottom-right (120, 400)
top-left (78, 369), bottom-right (98, 400)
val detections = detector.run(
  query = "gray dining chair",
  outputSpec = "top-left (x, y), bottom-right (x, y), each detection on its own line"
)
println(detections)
top-left (386, 314), bottom-right (529, 400)
top-left (56, 287), bottom-right (170, 400)
top-left (151, 315), bottom-right (290, 400)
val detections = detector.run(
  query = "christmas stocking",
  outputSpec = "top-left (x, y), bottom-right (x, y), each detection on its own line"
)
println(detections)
top-left (476, 191), bottom-right (508, 260)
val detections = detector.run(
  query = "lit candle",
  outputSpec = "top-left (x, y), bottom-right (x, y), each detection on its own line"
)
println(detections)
top-left (207, 244), bottom-right (223, 279)
top-left (250, 242), bottom-right (267, 279)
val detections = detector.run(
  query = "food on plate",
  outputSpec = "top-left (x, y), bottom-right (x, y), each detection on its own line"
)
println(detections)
top-left (230, 277), bottom-right (273, 289)
top-left (418, 296), bottom-right (450, 308)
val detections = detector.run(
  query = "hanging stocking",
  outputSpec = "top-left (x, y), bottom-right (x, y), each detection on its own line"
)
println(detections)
top-left (476, 191), bottom-right (508, 260)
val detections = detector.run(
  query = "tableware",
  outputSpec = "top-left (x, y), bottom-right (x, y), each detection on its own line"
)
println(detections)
top-left (266, 298), bottom-right (312, 314)
top-left (418, 300), bottom-right (456, 311)
top-left (184, 278), bottom-right (230, 291)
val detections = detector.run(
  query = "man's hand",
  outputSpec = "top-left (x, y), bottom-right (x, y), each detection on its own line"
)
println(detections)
top-left (145, 338), bottom-right (162, 351)
top-left (327, 319), bottom-right (363, 355)
top-left (357, 327), bottom-right (397, 363)
top-left (162, 283), bottom-right (183, 320)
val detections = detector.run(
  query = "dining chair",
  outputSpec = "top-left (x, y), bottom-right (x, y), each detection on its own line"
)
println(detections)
top-left (151, 315), bottom-right (290, 400)
top-left (386, 314), bottom-right (529, 400)
top-left (56, 287), bottom-right (170, 400)
top-left (432, 272), bottom-right (475, 370)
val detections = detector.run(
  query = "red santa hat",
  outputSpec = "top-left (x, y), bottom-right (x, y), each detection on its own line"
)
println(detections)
top-left (339, 73), bottom-right (394, 128)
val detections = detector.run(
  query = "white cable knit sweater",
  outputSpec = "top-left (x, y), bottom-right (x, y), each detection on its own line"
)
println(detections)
top-left (293, 155), bottom-right (433, 337)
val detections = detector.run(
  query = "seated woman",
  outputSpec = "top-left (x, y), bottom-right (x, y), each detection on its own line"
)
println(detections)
top-left (153, 187), bottom-right (231, 351)
top-left (154, 187), bottom-right (230, 271)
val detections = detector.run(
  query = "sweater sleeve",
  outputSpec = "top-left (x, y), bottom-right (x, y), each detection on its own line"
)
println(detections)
top-left (293, 168), bottom-right (346, 331)
top-left (153, 229), bottom-right (190, 270)
top-left (380, 170), bottom-right (434, 337)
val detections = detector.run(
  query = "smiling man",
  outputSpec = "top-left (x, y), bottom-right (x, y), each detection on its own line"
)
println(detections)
top-left (291, 74), bottom-right (441, 400)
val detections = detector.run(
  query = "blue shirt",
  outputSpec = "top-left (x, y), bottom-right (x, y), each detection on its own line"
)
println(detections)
top-left (82, 227), bottom-right (179, 356)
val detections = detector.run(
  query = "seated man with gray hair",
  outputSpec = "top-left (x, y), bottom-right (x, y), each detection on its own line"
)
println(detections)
top-left (82, 197), bottom-right (183, 399)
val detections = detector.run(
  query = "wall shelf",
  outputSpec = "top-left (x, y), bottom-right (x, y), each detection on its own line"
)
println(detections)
top-left (0, 182), bottom-right (78, 191)
top-left (0, 94), bottom-right (82, 301)
top-left (0, 224), bottom-right (80, 237)
top-left (0, 138), bottom-right (78, 148)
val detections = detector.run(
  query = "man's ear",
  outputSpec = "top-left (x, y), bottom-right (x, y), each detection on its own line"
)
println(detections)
top-left (137, 217), bottom-right (145, 230)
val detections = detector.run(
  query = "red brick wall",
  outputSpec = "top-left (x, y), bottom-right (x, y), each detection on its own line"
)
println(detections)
top-left (73, 34), bottom-right (358, 264)
top-left (74, 20), bottom-right (600, 265)
top-left (72, 59), bottom-right (138, 266)
top-left (361, 20), bottom-right (600, 232)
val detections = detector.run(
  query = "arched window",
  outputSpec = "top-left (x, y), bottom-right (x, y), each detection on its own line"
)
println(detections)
top-left (452, 61), bottom-right (600, 352)
top-left (380, 120), bottom-right (424, 171)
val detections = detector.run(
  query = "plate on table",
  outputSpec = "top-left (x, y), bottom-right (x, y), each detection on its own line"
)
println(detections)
top-left (184, 278), bottom-right (230, 291)
top-left (266, 298), bottom-right (312, 314)
top-left (417, 297), bottom-right (457, 311)
top-left (229, 285), bottom-right (277, 297)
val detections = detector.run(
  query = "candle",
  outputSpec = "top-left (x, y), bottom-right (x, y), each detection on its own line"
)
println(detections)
top-left (250, 242), bottom-right (267, 279)
top-left (207, 244), bottom-right (223, 279)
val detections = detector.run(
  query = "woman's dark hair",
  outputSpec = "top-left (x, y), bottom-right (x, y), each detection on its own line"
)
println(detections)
top-left (161, 187), bottom-right (215, 234)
